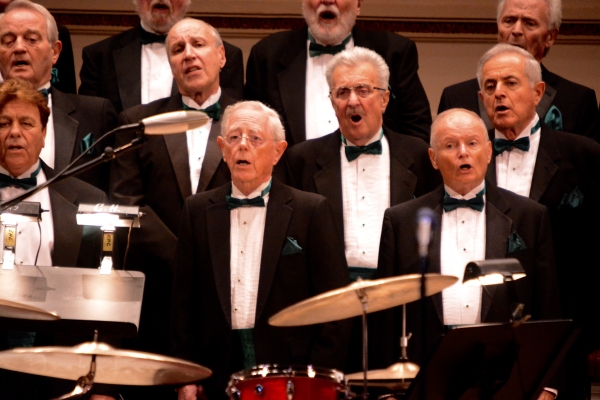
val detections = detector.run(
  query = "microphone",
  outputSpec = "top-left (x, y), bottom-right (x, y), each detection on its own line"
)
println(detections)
top-left (416, 207), bottom-right (434, 259)
top-left (141, 110), bottom-right (210, 134)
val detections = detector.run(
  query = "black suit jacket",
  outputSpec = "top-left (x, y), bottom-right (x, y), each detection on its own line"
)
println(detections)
top-left (375, 183), bottom-right (560, 366)
top-left (285, 127), bottom-right (441, 238)
top-left (245, 27), bottom-right (432, 146)
top-left (171, 179), bottom-right (351, 399)
top-left (486, 125), bottom-right (600, 330)
top-left (79, 24), bottom-right (244, 114)
top-left (438, 65), bottom-right (598, 138)
top-left (53, 24), bottom-right (76, 94)
top-left (109, 91), bottom-right (234, 355)
top-left (50, 88), bottom-right (118, 193)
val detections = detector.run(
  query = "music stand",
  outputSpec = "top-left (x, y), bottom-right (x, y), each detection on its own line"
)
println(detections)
top-left (404, 320), bottom-right (578, 400)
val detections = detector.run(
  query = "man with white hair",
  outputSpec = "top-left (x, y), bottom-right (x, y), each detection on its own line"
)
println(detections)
top-left (245, 0), bottom-right (432, 146)
top-left (0, 0), bottom-right (118, 192)
top-left (438, 0), bottom-right (598, 138)
top-left (171, 100), bottom-right (351, 400)
top-left (79, 0), bottom-right (244, 114)
top-left (478, 42), bottom-right (600, 399)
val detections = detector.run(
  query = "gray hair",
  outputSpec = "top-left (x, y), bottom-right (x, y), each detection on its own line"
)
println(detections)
top-left (430, 108), bottom-right (489, 150)
top-left (497, 0), bottom-right (562, 31)
top-left (476, 43), bottom-right (542, 89)
top-left (325, 46), bottom-right (390, 89)
top-left (221, 101), bottom-right (286, 142)
top-left (166, 18), bottom-right (223, 50)
top-left (3, 0), bottom-right (59, 43)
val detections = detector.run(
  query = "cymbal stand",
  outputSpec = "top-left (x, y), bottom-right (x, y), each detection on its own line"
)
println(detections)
top-left (396, 304), bottom-right (419, 379)
top-left (53, 331), bottom-right (99, 400)
top-left (355, 280), bottom-right (369, 400)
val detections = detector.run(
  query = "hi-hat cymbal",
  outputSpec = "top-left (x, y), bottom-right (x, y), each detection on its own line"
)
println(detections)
top-left (0, 341), bottom-right (211, 386)
top-left (269, 273), bottom-right (458, 326)
top-left (346, 361), bottom-right (419, 383)
top-left (0, 298), bottom-right (60, 320)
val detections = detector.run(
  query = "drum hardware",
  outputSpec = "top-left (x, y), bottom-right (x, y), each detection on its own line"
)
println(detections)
top-left (269, 274), bottom-right (458, 400)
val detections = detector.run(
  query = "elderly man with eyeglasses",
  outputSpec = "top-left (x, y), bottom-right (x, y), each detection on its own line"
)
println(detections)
top-left (171, 100), bottom-right (351, 400)
top-left (285, 46), bottom-right (440, 374)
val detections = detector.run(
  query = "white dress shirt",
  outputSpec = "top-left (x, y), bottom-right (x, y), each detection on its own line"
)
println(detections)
top-left (0, 162), bottom-right (53, 266)
top-left (38, 82), bottom-right (55, 169)
top-left (230, 179), bottom-right (271, 329)
top-left (182, 89), bottom-right (219, 194)
top-left (495, 114), bottom-right (541, 197)
top-left (440, 181), bottom-right (486, 325)
top-left (140, 22), bottom-right (173, 104)
top-left (304, 35), bottom-right (354, 140)
top-left (341, 131), bottom-right (390, 268)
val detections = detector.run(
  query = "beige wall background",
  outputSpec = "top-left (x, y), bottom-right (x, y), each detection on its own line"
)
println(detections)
top-left (45, 0), bottom-right (600, 118)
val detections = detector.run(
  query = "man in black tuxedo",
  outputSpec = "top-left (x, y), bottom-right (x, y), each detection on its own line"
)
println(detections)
top-left (79, 0), bottom-right (244, 114)
top-left (376, 108), bottom-right (560, 400)
top-left (245, 0), bottom-right (431, 146)
top-left (110, 18), bottom-right (236, 361)
top-left (0, 0), bottom-right (118, 193)
top-left (478, 43), bottom-right (600, 399)
top-left (438, 0), bottom-right (597, 138)
top-left (287, 46), bottom-right (439, 282)
top-left (172, 100), bottom-right (350, 400)
top-left (0, 79), bottom-right (109, 400)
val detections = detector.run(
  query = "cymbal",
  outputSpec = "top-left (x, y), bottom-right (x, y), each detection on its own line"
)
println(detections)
top-left (346, 361), bottom-right (419, 382)
top-left (0, 298), bottom-right (60, 320)
top-left (0, 341), bottom-right (211, 386)
top-left (269, 273), bottom-right (458, 326)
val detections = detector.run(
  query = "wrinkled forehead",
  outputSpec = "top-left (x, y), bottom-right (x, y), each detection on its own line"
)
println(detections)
top-left (226, 109), bottom-right (268, 135)
top-left (168, 21), bottom-right (214, 46)
top-left (483, 53), bottom-right (527, 77)
top-left (332, 63), bottom-right (378, 86)
top-left (1, 8), bottom-right (47, 34)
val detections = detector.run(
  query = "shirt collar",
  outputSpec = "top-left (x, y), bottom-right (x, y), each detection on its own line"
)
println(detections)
top-left (444, 180), bottom-right (486, 200)
top-left (231, 179), bottom-right (272, 200)
top-left (182, 87), bottom-right (222, 111)
top-left (38, 81), bottom-right (51, 91)
top-left (0, 160), bottom-right (41, 179)
top-left (342, 127), bottom-right (383, 147)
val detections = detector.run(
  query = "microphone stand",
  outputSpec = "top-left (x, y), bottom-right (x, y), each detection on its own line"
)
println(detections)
top-left (0, 123), bottom-right (146, 211)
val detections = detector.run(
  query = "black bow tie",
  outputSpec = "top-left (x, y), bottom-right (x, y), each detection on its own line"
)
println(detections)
top-left (442, 188), bottom-right (485, 212)
top-left (140, 27), bottom-right (166, 45)
top-left (493, 136), bottom-right (530, 155)
top-left (38, 88), bottom-right (50, 100)
top-left (183, 101), bottom-right (221, 121)
top-left (0, 164), bottom-right (41, 190)
top-left (225, 195), bottom-right (265, 210)
top-left (308, 34), bottom-right (351, 57)
top-left (345, 140), bottom-right (382, 162)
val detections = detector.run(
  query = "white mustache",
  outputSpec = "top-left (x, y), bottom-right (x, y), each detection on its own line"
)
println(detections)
top-left (346, 107), bottom-right (365, 118)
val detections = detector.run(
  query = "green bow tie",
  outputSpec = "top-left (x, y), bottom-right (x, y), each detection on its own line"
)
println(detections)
top-left (442, 188), bottom-right (486, 212)
top-left (345, 140), bottom-right (382, 162)
top-left (493, 119), bottom-right (541, 155)
top-left (38, 88), bottom-right (50, 100)
top-left (183, 101), bottom-right (221, 121)
top-left (0, 163), bottom-right (41, 190)
top-left (308, 32), bottom-right (351, 57)
top-left (225, 181), bottom-right (271, 210)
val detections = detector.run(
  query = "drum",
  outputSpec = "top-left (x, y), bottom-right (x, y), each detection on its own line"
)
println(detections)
top-left (227, 364), bottom-right (353, 399)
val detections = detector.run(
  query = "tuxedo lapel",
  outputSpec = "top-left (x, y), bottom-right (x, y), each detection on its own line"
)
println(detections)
top-left (313, 133), bottom-right (344, 235)
top-left (51, 89), bottom-right (78, 172)
top-left (481, 183), bottom-right (512, 321)
top-left (277, 29), bottom-right (308, 145)
top-left (255, 180), bottom-right (293, 322)
top-left (537, 83), bottom-right (557, 119)
top-left (529, 126), bottom-right (559, 202)
top-left (207, 185), bottom-right (233, 326)
top-left (387, 130), bottom-right (418, 206)
top-left (161, 96), bottom-right (193, 199)
top-left (114, 33), bottom-right (142, 111)
top-left (197, 93), bottom-right (235, 192)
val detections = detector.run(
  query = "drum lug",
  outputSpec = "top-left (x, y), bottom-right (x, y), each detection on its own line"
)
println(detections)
top-left (228, 386), bottom-right (241, 400)
top-left (286, 379), bottom-right (294, 400)
top-left (254, 384), bottom-right (264, 395)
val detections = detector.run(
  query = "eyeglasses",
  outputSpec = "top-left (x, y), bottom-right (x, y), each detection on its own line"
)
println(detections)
top-left (329, 84), bottom-right (386, 100)
top-left (224, 134), bottom-right (272, 148)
